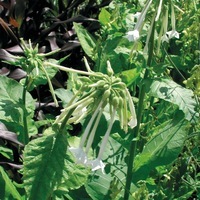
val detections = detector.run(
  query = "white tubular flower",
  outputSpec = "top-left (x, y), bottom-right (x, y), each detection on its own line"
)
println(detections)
top-left (155, 0), bottom-right (163, 21)
top-left (69, 100), bottom-right (103, 165)
top-left (125, 30), bottom-right (140, 42)
top-left (161, 7), bottom-right (169, 43)
top-left (62, 59), bottom-right (137, 173)
top-left (88, 107), bottom-right (117, 173)
top-left (125, 0), bottom-right (152, 42)
top-left (69, 147), bottom-right (87, 164)
top-left (126, 88), bottom-right (137, 129)
top-left (162, 3), bottom-right (179, 42)
top-left (166, 29), bottom-right (179, 39)
top-left (89, 158), bottom-right (105, 173)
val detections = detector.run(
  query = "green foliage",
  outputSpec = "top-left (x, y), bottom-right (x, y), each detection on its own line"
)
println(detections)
top-left (23, 127), bottom-right (89, 199)
top-left (0, 76), bottom-right (37, 142)
top-left (147, 78), bottom-right (199, 122)
top-left (133, 114), bottom-right (188, 182)
top-left (73, 22), bottom-right (97, 61)
top-left (0, 166), bottom-right (23, 200)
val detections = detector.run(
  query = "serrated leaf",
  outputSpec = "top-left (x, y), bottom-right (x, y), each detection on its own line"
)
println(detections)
top-left (0, 166), bottom-right (22, 200)
top-left (132, 116), bottom-right (188, 182)
top-left (147, 78), bottom-right (198, 122)
top-left (73, 22), bottom-right (96, 60)
top-left (0, 76), bottom-right (37, 141)
top-left (23, 127), bottom-right (89, 200)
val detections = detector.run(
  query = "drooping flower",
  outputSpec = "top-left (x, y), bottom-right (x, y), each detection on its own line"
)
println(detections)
top-left (125, 0), bottom-right (152, 42)
top-left (88, 107), bottom-right (117, 173)
top-left (161, 3), bottom-right (179, 43)
top-left (166, 29), bottom-right (179, 40)
top-left (56, 59), bottom-right (137, 172)
top-left (125, 30), bottom-right (140, 42)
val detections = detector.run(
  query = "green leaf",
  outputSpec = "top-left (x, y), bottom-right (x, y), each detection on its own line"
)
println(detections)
top-left (132, 115), bottom-right (188, 182)
top-left (119, 67), bottom-right (142, 86)
top-left (0, 166), bottom-right (22, 200)
top-left (73, 22), bottom-right (97, 60)
top-left (23, 127), bottom-right (89, 200)
top-left (0, 76), bottom-right (37, 141)
top-left (99, 8), bottom-right (111, 25)
top-left (85, 170), bottom-right (112, 200)
top-left (147, 78), bottom-right (198, 122)
top-left (55, 88), bottom-right (74, 108)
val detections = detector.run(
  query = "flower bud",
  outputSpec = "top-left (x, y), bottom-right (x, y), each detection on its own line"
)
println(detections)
top-left (102, 89), bottom-right (111, 101)
top-left (112, 96), bottom-right (119, 108)
top-left (106, 60), bottom-right (114, 76)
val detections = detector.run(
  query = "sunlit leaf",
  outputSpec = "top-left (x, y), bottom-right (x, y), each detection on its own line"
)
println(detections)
top-left (133, 114), bottom-right (188, 182)
top-left (0, 76), bottom-right (37, 141)
top-left (73, 22), bottom-right (97, 60)
top-left (99, 8), bottom-right (111, 25)
top-left (147, 78), bottom-right (198, 122)
top-left (23, 127), bottom-right (89, 200)
top-left (0, 166), bottom-right (22, 200)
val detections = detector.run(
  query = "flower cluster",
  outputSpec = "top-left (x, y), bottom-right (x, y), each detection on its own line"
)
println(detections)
top-left (4, 39), bottom-right (60, 106)
top-left (56, 58), bottom-right (137, 172)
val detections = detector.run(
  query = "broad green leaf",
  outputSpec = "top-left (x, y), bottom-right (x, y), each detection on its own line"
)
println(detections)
top-left (119, 67), bottom-right (142, 86)
top-left (99, 8), bottom-right (111, 25)
top-left (132, 115), bottom-right (188, 182)
top-left (95, 36), bottom-right (124, 74)
top-left (73, 22), bottom-right (97, 60)
top-left (23, 127), bottom-right (89, 200)
top-left (85, 170), bottom-right (112, 200)
top-left (55, 88), bottom-right (74, 108)
top-left (0, 76), bottom-right (37, 141)
top-left (147, 78), bottom-right (198, 122)
top-left (0, 166), bottom-right (22, 200)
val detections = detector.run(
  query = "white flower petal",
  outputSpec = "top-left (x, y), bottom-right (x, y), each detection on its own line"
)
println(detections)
top-left (128, 117), bottom-right (137, 128)
top-left (88, 158), bottom-right (105, 173)
top-left (161, 34), bottom-right (169, 43)
top-left (126, 88), bottom-right (137, 129)
top-left (166, 30), bottom-right (179, 39)
top-left (69, 147), bottom-right (87, 164)
top-left (133, 12), bottom-right (141, 19)
top-left (125, 30), bottom-right (140, 42)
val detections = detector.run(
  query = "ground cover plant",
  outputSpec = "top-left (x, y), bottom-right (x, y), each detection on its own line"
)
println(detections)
top-left (0, 0), bottom-right (199, 199)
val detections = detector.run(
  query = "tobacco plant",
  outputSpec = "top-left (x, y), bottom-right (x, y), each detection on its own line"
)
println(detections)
top-left (0, 0), bottom-right (199, 200)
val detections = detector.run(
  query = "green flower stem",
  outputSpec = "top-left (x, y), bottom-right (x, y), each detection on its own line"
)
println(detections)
top-left (124, 20), bottom-right (155, 200)
top-left (22, 76), bottom-right (30, 145)
top-left (41, 65), bottom-right (59, 107)
top-left (44, 61), bottom-right (100, 77)
top-left (59, 107), bottom-right (76, 132)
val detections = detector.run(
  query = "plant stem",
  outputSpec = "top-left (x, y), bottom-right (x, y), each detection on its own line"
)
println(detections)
top-left (44, 61), bottom-right (99, 77)
top-left (59, 108), bottom-right (76, 132)
top-left (123, 20), bottom-right (155, 200)
top-left (22, 76), bottom-right (29, 145)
